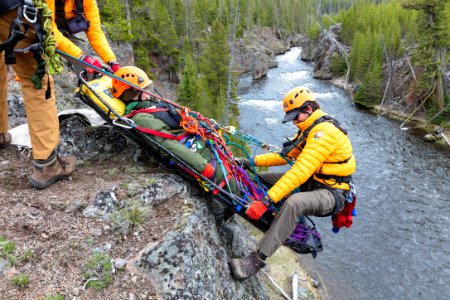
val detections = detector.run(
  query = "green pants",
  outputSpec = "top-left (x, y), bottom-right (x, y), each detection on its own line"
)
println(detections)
top-left (132, 113), bottom-right (209, 173)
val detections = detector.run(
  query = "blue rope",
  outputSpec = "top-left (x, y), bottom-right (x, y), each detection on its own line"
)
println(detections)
top-left (207, 140), bottom-right (233, 194)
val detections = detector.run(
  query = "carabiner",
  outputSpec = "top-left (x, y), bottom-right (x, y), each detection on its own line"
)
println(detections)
top-left (112, 117), bottom-right (134, 130)
top-left (22, 4), bottom-right (38, 24)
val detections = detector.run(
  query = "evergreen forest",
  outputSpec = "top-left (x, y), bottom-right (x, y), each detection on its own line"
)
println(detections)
top-left (98, 0), bottom-right (450, 128)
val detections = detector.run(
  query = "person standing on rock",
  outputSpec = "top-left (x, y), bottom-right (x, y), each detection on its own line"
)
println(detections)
top-left (229, 86), bottom-right (356, 279)
top-left (46, 0), bottom-right (121, 74)
top-left (1, 0), bottom-right (76, 189)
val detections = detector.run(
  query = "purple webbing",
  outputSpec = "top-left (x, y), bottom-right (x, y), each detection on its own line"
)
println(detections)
top-left (288, 223), bottom-right (321, 243)
top-left (236, 165), bottom-right (266, 200)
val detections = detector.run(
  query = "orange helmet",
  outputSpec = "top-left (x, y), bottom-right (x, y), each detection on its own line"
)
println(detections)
top-left (281, 86), bottom-right (315, 123)
top-left (111, 66), bottom-right (152, 99)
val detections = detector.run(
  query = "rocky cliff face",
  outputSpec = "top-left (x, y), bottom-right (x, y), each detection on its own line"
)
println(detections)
top-left (60, 117), bottom-right (312, 299)
top-left (57, 116), bottom-right (314, 300)
top-left (233, 28), bottom-right (305, 79)
top-left (309, 25), bottom-right (344, 80)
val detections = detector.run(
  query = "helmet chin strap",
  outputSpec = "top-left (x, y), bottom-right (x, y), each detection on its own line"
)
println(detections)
top-left (300, 105), bottom-right (313, 117)
top-left (300, 110), bottom-right (311, 118)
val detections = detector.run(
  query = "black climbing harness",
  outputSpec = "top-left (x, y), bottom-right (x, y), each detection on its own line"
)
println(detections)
top-left (0, 0), bottom-right (51, 96)
top-left (55, 0), bottom-right (90, 35)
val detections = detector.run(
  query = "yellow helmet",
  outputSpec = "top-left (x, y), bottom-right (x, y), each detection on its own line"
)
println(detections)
top-left (111, 66), bottom-right (152, 100)
top-left (281, 86), bottom-right (315, 123)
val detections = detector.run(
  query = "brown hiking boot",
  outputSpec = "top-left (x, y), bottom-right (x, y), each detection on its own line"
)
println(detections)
top-left (229, 251), bottom-right (266, 280)
top-left (29, 152), bottom-right (77, 190)
top-left (0, 132), bottom-right (12, 148)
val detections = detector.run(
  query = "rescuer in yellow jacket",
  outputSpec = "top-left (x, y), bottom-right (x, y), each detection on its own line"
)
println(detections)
top-left (230, 86), bottom-right (356, 280)
top-left (46, 0), bottom-right (120, 72)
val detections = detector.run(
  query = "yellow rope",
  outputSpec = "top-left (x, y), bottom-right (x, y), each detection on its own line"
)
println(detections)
top-left (32, 0), bottom-right (64, 74)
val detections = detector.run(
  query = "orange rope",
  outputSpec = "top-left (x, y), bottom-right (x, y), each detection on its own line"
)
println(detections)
top-left (180, 107), bottom-right (199, 134)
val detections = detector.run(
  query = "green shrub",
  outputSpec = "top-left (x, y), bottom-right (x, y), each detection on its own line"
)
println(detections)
top-left (0, 236), bottom-right (16, 255)
top-left (7, 254), bottom-right (16, 266)
top-left (11, 274), bottom-right (30, 288)
top-left (128, 207), bottom-right (145, 225)
top-left (428, 96), bottom-right (450, 125)
top-left (20, 249), bottom-right (34, 263)
top-left (330, 53), bottom-right (348, 76)
top-left (307, 21), bottom-right (322, 41)
top-left (83, 253), bottom-right (113, 290)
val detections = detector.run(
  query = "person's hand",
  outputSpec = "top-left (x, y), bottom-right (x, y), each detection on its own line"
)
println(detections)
top-left (245, 197), bottom-right (270, 220)
top-left (80, 55), bottom-right (102, 74)
top-left (235, 157), bottom-right (251, 169)
top-left (108, 61), bottom-right (121, 73)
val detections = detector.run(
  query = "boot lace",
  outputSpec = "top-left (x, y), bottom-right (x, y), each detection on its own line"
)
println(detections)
top-left (56, 154), bottom-right (68, 169)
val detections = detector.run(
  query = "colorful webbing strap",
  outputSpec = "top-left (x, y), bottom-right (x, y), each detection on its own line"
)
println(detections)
top-left (134, 126), bottom-right (187, 141)
top-left (124, 107), bottom-right (169, 118)
top-left (124, 108), bottom-right (187, 141)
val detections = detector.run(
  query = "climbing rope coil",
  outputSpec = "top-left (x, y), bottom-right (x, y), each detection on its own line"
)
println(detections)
top-left (32, 0), bottom-right (64, 74)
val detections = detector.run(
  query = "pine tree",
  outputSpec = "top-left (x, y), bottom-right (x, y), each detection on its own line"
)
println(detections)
top-left (354, 58), bottom-right (383, 106)
top-left (98, 0), bottom-right (133, 42)
top-left (154, 0), bottom-right (181, 77)
top-left (402, 0), bottom-right (449, 111)
top-left (199, 19), bottom-right (230, 122)
top-left (177, 54), bottom-right (201, 111)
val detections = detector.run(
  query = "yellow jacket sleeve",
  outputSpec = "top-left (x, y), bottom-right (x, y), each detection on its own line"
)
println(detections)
top-left (254, 152), bottom-right (288, 167)
top-left (83, 0), bottom-right (116, 63)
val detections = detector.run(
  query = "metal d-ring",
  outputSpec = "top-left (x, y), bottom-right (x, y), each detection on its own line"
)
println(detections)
top-left (22, 3), bottom-right (38, 24)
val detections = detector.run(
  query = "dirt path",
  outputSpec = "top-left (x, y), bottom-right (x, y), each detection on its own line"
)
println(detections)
top-left (0, 145), bottom-right (182, 300)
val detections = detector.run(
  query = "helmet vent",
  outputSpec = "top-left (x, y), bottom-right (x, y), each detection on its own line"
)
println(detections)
top-left (289, 99), bottom-right (294, 104)
top-left (295, 93), bottom-right (299, 98)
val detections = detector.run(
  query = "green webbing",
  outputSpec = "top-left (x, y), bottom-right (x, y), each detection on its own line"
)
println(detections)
top-left (33, 0), bottom-right (63, 75)
top-left (31, 52), bottom-right (46, 89)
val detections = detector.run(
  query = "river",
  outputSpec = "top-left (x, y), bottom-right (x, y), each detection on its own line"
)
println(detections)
top-left (237, 47), bottom-right (450, 300)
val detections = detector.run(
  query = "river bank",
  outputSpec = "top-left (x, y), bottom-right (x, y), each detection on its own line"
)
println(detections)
top-left (328, 76), bottom-right (450, 148)
top-left (296, 23), bottom-right (449, 150)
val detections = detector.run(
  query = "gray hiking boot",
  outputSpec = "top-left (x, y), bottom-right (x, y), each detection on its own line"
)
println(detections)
top-left (229, 251), bottom-right (266, 280)
top-left (0, 132), bottom-right (11, 148)
top-left (29, 152), bottom-right (77, 190)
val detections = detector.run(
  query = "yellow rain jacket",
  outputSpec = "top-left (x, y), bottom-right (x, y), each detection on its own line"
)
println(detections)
top-left (46, 0), bottom-right (116, 63)
top-left (254, 109), bottom-right (356, 203)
